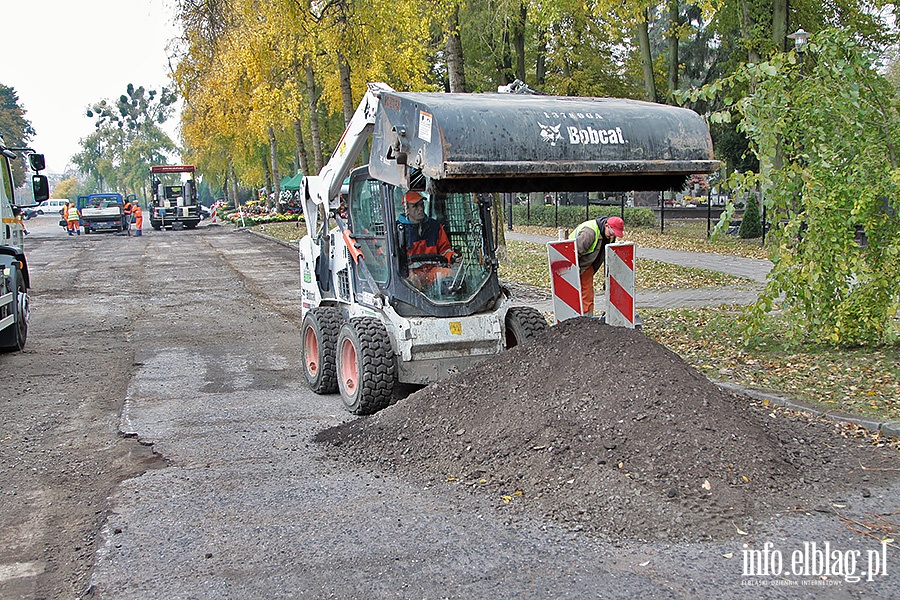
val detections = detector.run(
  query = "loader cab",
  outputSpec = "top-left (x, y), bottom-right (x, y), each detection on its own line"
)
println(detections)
top-left (345, 167), bottom-right (500, 318)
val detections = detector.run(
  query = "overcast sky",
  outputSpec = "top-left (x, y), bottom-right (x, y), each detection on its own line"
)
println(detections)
top-left (4, 0), bottom-right (180, 173)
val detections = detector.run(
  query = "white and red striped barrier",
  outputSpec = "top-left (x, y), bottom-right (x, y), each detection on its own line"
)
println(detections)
top-left (605, 242), bottom-right (635, 328)
top-left (547, 239), bottom-right (583, 323)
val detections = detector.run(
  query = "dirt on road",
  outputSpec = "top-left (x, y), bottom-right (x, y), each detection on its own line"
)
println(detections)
top-left (317, 318), bottom-right (900, 542)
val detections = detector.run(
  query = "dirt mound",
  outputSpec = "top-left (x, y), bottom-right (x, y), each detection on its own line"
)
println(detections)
top-left (315, 318), bottom-right (897, 542)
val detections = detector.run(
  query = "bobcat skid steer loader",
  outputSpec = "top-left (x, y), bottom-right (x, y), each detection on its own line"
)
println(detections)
top-left (298, 82), bottom-right (719, 414)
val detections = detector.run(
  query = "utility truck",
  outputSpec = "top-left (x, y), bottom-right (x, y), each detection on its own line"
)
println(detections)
top-left (299, 82), bottom-right (719, 415)
top-left (149, 165), bottom-right (201, 230)
top-left (79, 193), bottom-right (130, 234)
top-left (0, 137), bottom-right (49, 351)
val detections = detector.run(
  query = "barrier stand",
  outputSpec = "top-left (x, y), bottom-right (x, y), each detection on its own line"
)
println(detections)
top-left (605, 242), bottom-right (636, 328)
top-left (547, 239), bottom-right (583, 323)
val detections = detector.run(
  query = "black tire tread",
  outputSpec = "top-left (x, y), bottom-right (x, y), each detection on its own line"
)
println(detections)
top-left (505, 306), bottom-right (549, 348)
top-left (341, 317), bottom-right (395, 415)
top-left (302, 307), bottom-right (342, 394)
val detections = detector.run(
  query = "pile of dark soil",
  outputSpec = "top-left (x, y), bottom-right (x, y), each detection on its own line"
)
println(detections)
top-left (315, 318), bottom-right (898, 542)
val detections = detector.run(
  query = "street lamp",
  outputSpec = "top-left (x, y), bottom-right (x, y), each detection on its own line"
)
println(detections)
top-left (787, 28), bottom-right (810, 53)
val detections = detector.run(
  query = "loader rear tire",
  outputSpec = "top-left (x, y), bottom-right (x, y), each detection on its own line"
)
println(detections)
top-left (301, 307), bottom-right (342, 394)
top-left (504, 306), bottom-right (549, 349)
top-left (336, 317), bottom-right (395, 415)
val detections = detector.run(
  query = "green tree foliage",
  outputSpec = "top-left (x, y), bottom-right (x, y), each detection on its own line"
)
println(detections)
top-left (690, 29), bottom-right (900, 346)
top-left (0, 83), bottom-right (35, 186)
top-left (738, 192), bottom-right (762, 238)
top-left (75, 84), bottom-right (177, 196)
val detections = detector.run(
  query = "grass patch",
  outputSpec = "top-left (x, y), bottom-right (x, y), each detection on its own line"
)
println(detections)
top-left (641, 306), bottom-right (900, 422)
top-left (511, 221), bottom-right (770, 260)
top-left (500, 240), bottom-right (752, 289)
top-left (251, 221), bottom-right (307, 242)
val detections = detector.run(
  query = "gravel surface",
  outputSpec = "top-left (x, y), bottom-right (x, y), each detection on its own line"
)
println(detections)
top-left (2, 217), bottom-right (898, 599)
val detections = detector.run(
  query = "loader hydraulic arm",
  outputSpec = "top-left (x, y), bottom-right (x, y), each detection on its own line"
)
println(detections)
top-left (301, 82), bottom-right (395, 236)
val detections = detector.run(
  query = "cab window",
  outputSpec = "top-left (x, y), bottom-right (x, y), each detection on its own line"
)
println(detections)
top-left (347, 178), bottom-right (389, 284)
top-left (0, 157), bottom-right (13, 205)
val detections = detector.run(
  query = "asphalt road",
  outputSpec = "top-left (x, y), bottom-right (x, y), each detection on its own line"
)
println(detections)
top-left (3, 215), bottom-right (897, 599)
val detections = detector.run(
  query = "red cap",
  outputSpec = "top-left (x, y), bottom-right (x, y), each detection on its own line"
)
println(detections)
top-left (403, 191), bottom-right (424, 204)
top-left (607, 216), bottom-right (624, 238)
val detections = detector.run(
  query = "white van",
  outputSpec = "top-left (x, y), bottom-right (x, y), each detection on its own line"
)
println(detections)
top-left (35, 198), bottom-right (68, 215)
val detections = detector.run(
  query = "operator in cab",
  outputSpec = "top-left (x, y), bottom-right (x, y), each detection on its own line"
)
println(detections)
top-left (397, 191), bottom-right (457, 290)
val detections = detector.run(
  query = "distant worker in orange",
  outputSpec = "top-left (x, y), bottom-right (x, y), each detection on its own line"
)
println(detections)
top-left (122, 197), bottom-right (134, 236)
top-left (132, 202), bottom-right (143, 236)
top-left (63, 201), bottom-right (81, 236)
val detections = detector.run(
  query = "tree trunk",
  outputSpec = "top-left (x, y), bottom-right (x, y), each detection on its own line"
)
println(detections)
top-left (337, 52), bottom-right (354, 126)
top-left (446, 5), bottom-right (466, 93)
top-left (535, 28), bottom-right (547, 86)
top-left (741, 0), bottom-right (761, 71)
top-left (666, 0), bottom-right (679, 102)
top-left (304, 56), bottom-right (324, 172)
top-left (637, 11), bottom-right (656, 102)
top-left (268, 126), bottom-right (282, 213)
top-left (262, 148), bottom-right (273, 210)
top-left (293, 119), bottom-right (309, 175)
top-left (772, 0), bottom-right (788, 52)
top-left (229, 161), bottom-right (239, 208)
top-left (501, 21), bottom-right (513, 84)
top-left (513, 2), bottom-right (527, 82)
top-left (221, 168), bottom-right (229, 205)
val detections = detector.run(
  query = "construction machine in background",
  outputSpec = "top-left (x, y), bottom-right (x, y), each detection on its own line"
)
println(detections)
top-left (149, 165), bottom-right (201, 230)
top-left (299, 82), bottom-right (719, 415)
top-left (0, 138), bottom-right (49, 351)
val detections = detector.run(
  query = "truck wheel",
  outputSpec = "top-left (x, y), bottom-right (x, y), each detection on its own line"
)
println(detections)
top-left (504, 306), bottom-right (549, 349)
top-left (0, 268), bottom-right (28, 352)
top-left (336, 317), bottom-right (395, 415)
top-left (301, 307), bottom-right (341, 394)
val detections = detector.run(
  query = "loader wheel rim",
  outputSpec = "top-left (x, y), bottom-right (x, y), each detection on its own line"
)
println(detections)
top-left (339, 338), bottom-right (358, 393)
top-left (304, 327), bottom-right (319, 377)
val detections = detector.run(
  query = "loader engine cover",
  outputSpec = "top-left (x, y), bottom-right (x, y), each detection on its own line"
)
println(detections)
top-left (369, 91), bottom-right (719, 194)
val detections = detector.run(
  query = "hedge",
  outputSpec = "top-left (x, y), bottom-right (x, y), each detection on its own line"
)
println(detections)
top-left (511, 205), bottom-right (656, 229)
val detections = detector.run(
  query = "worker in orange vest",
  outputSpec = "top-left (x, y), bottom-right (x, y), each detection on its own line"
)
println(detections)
top-left (122, 198), bottom-right (134, 236)
top-left (63, 201), bottom-right (81, 236)
top-left (132, 202), bottom-right (143, 236)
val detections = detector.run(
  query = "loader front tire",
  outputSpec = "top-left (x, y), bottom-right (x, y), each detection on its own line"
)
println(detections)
top-left (301, 307), bottom-right (342, 394)
top-left (336, 317), bottom-right (395, 415)
top-left (504, 306), bottom-right (549, 349)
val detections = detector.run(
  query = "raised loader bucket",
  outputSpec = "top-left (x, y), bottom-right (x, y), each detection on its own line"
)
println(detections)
top-left (368, 91), bottom-right (719, 193)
